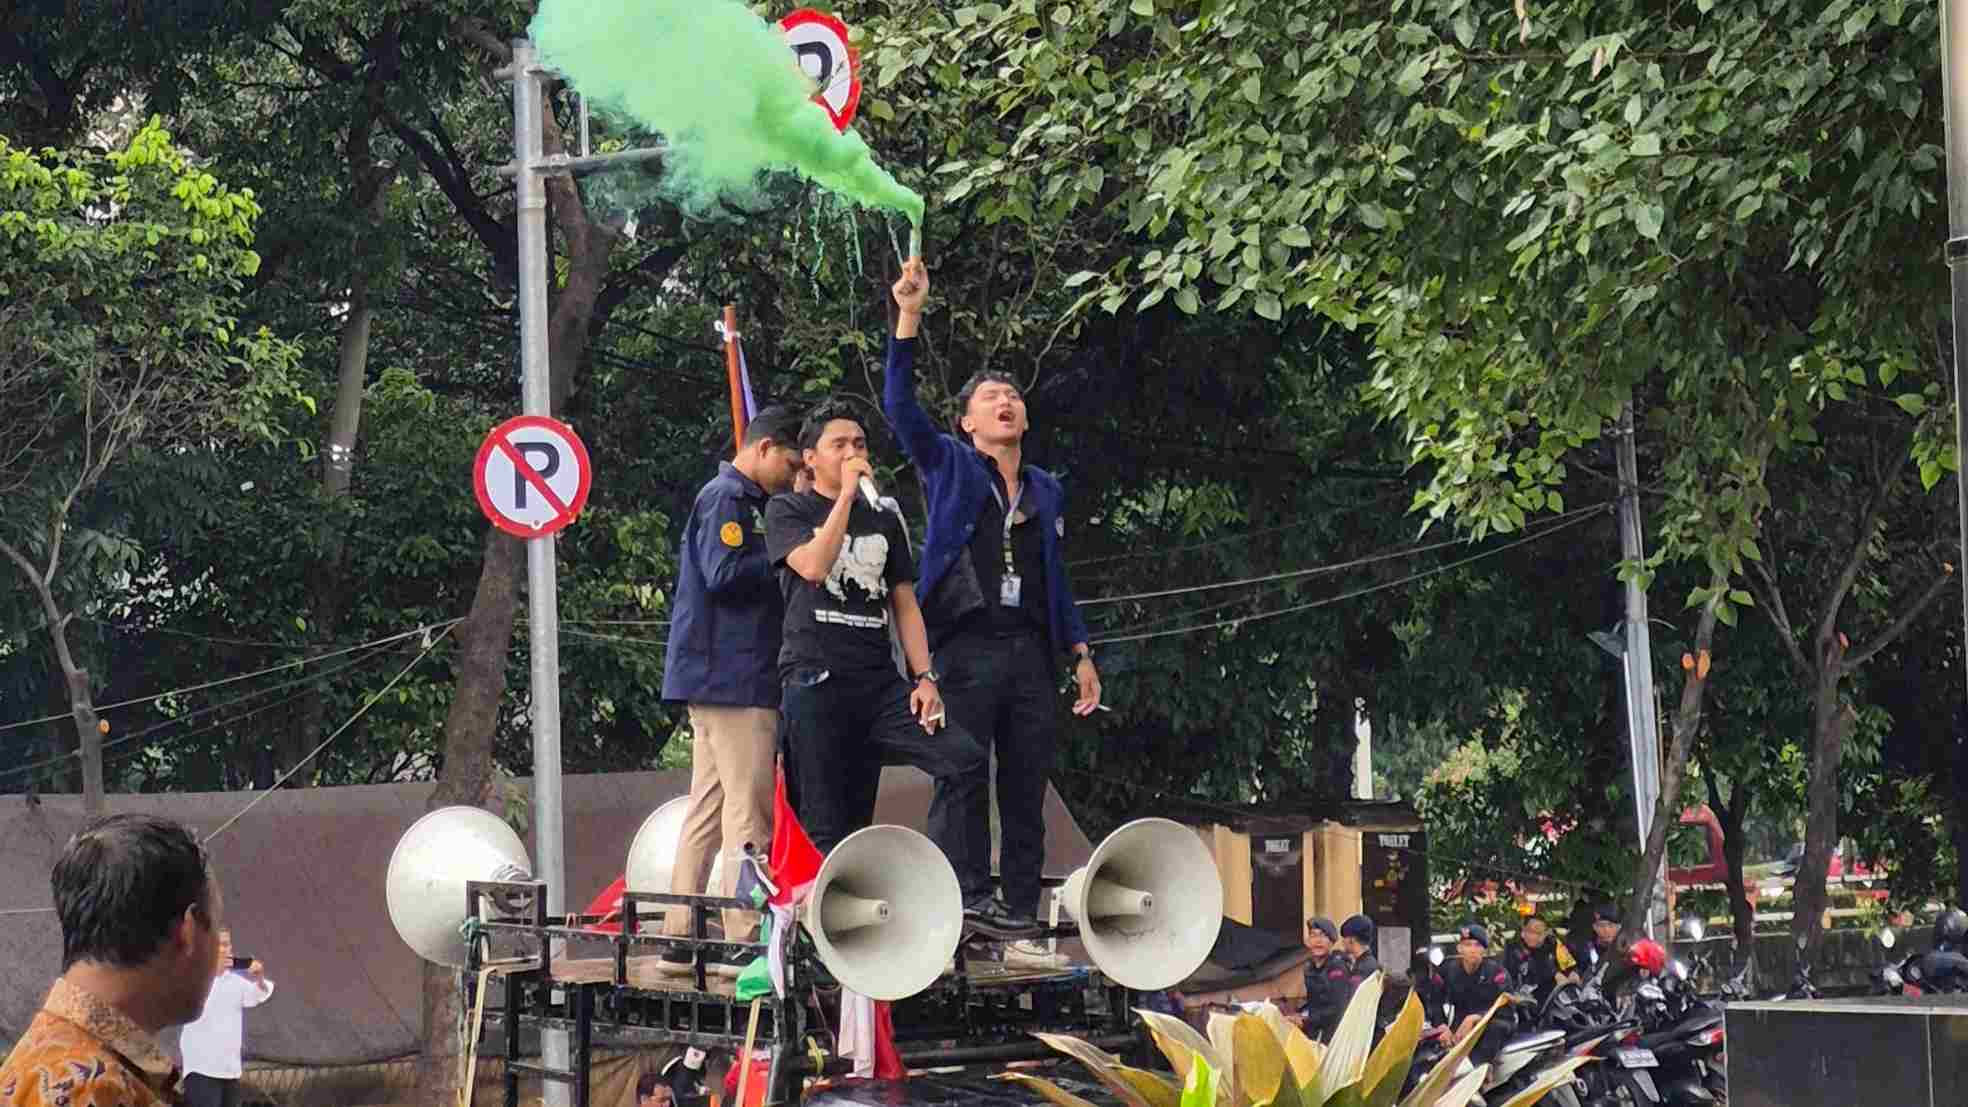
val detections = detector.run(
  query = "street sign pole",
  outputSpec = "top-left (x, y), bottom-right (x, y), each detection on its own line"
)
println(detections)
top-left (1615, 401), bottom-right (1666, 939)
top-left (509, 39), bottom-right (571, 1106)
top-left (1942, 0), bottom-right (1968, 706)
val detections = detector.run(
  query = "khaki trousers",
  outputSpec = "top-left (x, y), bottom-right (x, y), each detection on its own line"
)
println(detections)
top-left (661, 704), bottom-right (778, 943)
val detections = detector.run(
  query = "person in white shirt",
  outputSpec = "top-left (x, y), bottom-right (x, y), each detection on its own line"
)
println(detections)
top-left (178, 929), bottom-right (273, 1107)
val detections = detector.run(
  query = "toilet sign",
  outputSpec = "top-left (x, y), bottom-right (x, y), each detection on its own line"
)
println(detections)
top-left (473, 415), bottom-right (592, 538)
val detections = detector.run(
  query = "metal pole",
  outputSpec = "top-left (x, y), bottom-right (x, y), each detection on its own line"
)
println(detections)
top-left (511, 39), bottom-right (572, 1106)
top-left (1615, 400), bottom-right (1665, 937)
top-left (1943, 0), bottom-right (1968, 702)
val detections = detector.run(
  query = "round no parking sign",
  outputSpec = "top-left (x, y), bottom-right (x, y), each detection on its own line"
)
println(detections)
top-left (473, 415), bottom-right (592, 538)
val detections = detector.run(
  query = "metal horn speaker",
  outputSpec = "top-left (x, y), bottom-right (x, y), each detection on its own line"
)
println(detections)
top-left (1060, 817), bottom-right (1224, 990)
top-left (625, 796), bottom-right (691, 902)
top-left (802, 824), bottom-right (964, 1001)
top-left (386, 806), bottom-right (533, 967)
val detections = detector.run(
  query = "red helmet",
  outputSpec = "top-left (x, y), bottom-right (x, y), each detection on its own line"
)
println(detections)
top-left (1628, 939), bottom-right (1668, 977)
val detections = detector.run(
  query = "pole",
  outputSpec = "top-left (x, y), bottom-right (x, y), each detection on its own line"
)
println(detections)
top-left (724, 304), bottom-right (746, 452)
top-left (1943, 0), bottom-right (1968, 703)
top-left (511, 39), bottom-right (572, 1106)
top-left (1615, 400), bottom-right (1665, 938)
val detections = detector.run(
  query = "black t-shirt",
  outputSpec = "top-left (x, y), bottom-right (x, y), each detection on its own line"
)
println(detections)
top-left (967, 465), bottom-right (1047, 635)
top-left (765, 490), bottom-right (916, 680)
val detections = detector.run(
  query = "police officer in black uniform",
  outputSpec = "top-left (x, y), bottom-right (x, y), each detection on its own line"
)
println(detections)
top-left (1426, 922), bottom-right (1513, 1063)
top-left (1298, 916), bottom-right (1353, 1041)
top-left (1340, 915), bottom-right (1380, 987)
top-left (1502, 915), bottom-right (1578, 1007)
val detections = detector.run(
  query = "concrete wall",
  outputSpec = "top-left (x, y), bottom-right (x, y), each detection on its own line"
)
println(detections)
top-left (1676, 925), bottom-right (1925, 994)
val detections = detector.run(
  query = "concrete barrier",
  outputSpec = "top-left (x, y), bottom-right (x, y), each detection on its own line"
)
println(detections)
top-left (1673, 925), bottom-right (1927, 994)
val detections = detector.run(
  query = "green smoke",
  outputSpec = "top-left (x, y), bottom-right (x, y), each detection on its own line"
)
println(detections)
top-left (530, 0), bottom-right (923, 225)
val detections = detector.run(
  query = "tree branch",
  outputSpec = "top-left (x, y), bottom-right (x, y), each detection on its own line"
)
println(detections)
top-left (1842, 569), bottom-right (1957, 672)
top-left (380, 107), bottom-right (514, 273)
top-left (1812, 422), bottom-right (1913, 655)
top-left (1747, 558), bottom-right (1812, 681)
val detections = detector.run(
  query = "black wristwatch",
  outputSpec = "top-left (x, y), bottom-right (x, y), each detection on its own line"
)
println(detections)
top-left (912, 668), bottom-right (941, 684)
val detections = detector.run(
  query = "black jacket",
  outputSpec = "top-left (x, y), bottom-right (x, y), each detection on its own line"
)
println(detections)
top-left (1429, 957), bottom-right (1512, 1027)
top-left (1300, 953), bottom-right (1354, 1039)
top-left (1503, 939), bottom-right (1575, 1005)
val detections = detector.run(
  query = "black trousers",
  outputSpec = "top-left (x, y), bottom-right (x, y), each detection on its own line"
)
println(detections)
top-left (781, 665), bottom-right (990, 901)
top-left (934, 627), bottom-right (1057, 917)
top-left (183, 1073), bottom-right (242, 1107)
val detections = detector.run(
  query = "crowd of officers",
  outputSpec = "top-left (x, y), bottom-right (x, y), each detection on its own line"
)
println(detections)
top-left (1299, 903), bottom-right (1630, 1061)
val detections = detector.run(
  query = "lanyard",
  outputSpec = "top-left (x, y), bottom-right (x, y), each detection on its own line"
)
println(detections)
top-left (988, 476), bottom-right (1023, 574)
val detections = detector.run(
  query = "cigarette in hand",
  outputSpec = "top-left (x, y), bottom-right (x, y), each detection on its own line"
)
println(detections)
top-left (1092, 703), bottom-right (1112, 713)
top-left (925, 710), bottom-right (945, 725)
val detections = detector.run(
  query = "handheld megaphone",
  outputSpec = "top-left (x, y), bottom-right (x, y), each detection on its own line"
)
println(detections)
top-left (803, 824), bottom-right (963, 1000)
top-left (386, 806), bottom-right (534, 967)
top-left (1060, 817), bottom-right (1223, 990)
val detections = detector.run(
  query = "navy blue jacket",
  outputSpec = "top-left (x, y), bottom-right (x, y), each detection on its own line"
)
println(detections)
top-left (881, 336), bottom-right (1091, 657)
top-left (661, 462), bottom-right (782, 706)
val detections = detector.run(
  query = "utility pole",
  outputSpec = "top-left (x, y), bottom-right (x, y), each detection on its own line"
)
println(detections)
top-left (500, 40), bottom-right (665, 1106)
top-left (1942, 0), bottom-right (1968, 702)
top-left (1614, 401), bottom-right (1666, 938)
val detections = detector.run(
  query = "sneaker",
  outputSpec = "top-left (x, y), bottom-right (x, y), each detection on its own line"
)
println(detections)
top-left (964, 898), bottom-right (1042, 939)
top-left (1004, 939), bottom-right (1068, 970)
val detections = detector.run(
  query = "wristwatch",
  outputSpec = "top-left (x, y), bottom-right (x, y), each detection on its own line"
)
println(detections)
top-left (912, 668), bottom-right (941, 684)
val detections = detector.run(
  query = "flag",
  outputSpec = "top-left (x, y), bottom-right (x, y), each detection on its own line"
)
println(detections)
top-left (765, 766), bottom-right (825, 997)
top-left (582, 875), bottom-right (628, 934)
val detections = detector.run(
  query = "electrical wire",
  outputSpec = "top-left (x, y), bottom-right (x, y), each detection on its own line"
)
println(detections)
top-left (1089, 507), bottom-right (1605, 646)
top-left (0, 620), bottom-right (463, 735)
top-left (1079, 501), bottom-right (1610, 608)
top-left (559, 627), bottom-right (668, 650)
top-left (204, 623), bottom-right (458, 844)
top-left (0, 642), bottom-right (409, 784)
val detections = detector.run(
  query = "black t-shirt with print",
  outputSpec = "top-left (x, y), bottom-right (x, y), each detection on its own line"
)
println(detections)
top-left (765, 490), bottom-right (916, 680)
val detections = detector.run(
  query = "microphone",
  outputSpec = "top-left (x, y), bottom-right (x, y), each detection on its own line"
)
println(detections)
top-left (859, 474), bottom-right (882, 509)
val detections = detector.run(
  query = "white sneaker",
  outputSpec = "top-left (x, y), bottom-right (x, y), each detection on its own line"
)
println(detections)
top-left (1004, 940), bottom-right (1068, 970)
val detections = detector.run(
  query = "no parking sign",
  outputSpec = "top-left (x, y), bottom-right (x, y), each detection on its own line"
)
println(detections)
top-left (473, 415), bottom-right (592, 538)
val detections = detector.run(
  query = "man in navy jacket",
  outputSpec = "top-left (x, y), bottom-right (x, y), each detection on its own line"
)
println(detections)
top-left (883, 257), bottom-right (1102, 936)
top-left (658, 405), bottom-right (804, 970)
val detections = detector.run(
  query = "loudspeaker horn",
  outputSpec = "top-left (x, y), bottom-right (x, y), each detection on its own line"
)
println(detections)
top-left (803, 824), bottom-right (964, 1000)
top-left (1060, 817), bottom-right (1223, 990)
top-left (625, 798), bottom-right (729, 917)
top-left (386, 806), bottom-right (533, 967)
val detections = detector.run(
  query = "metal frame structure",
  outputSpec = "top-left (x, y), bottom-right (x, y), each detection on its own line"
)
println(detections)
top-left (459, 879), bottom-right (1140, 1107)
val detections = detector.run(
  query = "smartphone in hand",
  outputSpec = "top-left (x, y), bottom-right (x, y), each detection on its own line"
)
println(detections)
top-left (231, 956), bottom-right (253, 971)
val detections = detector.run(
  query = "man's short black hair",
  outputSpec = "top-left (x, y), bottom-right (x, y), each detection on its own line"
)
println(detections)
top-left (741, 404), bottom-right (803, 449)
top-left (53, 813), bottom-right (213, 971)
top-left (799, 399), bottom-right (866, 452)
top-left (952, 370), bottom-right (1021, 433)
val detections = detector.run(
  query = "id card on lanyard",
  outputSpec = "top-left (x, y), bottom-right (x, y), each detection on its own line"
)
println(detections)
top-left (991, 478), bottom-right (1023, 607)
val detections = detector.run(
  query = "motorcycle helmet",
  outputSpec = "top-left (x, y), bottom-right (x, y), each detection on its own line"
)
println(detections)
top-left (1937, 907), bottom-right (1968, 946)
top-left (1628, 938), bottom-right (1668, 977)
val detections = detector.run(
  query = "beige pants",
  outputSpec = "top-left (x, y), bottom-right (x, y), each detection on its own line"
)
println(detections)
top-left (661, 704), bottom-right (778, 943)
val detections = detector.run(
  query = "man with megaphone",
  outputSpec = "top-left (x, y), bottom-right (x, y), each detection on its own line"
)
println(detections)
top-left (764, 402), bottom-right (992, 920)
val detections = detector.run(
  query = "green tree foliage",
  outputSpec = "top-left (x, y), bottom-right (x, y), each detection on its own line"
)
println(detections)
top-left (0, 119), bottom-right (302, 807)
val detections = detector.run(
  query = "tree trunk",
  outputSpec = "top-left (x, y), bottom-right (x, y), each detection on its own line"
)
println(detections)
top-left (1624, 573), bottom-right (1726, 937)
top-left (5, 539), bottom-right (104, 813)
top-left (287, 90), bottom-right (392, 787)
top-left (1711, 777), bottom-right (1755, 951)
top-left (412, 526), bottom-right (523, 1103)
top-left (1789, 649), bottom-right (1851, 958)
